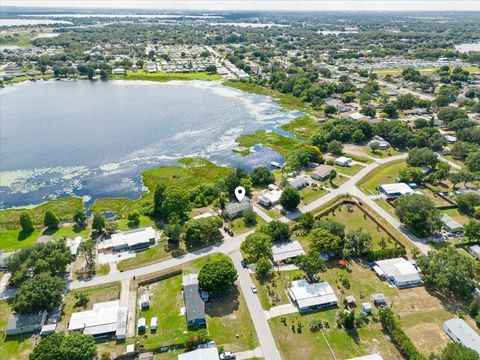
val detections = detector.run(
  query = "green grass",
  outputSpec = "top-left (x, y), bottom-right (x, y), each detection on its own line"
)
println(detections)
top-left (224, 81), bottom-right (322, 117)
top-left (252, 270), bottom-right (304, 310)
top-left (281, 116), bottom-right (320, 140)
top-left (334, 164), bottom-right (364, 176)
top-left (230, 215), bottom-right (266, 235)
top-left (357, 160), bottom-right (406, 195)
top-left (95, 263), bottom-right (110, 276)
top-left (0, 300), bottom-right (35, 360)
top-left (0, 197), bottom-right (84, 231)
top-left (89, 197), bottom-right (140, 219)
top-left (441, 208), bottom-right (471, 225)
top-left (0, 229), bottom-right (39, 252)
top-left (369, 148), bottom-right (401, 159)
top-left (299, 186), bottom-right (327, 205)
top-left (117, 242), bottom-right (172, 272)
top-left (116, 215), bottom-right (155, 231)
top-left (42, 224), bottom-right (89, 240)
top-left (236, 130), bottom-right (301, 157)
top-left (343, 153), bottom-right (374, 164)
top-left (114, 70), bottom-right (221, 82)
top-left (373, 66), bottom-right (480, 76)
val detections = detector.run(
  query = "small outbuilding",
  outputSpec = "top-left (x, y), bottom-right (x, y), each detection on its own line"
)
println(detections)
top-left (137, 318), bottom-right (146, 332)
top-left (150, 317), bottom-right (157, 331)
top-left (469, 245), bottom-right (480, 260)
top-left (371, 293), bottom-right (387, 306)
top-left (140, 294), bottom-right (150, 310)
top-left (335, 156), bottom-right (352, 167)
top-left (345, 295), bottom-right (356, 307)
top-left (361, 302), bottom-right (372, 314)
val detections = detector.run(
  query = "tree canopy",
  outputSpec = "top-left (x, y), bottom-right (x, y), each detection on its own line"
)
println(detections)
top-left (280, 187), bottom-right (300, 210)
top-left (198, 257), bottom-right (238, 295)
top-left (395, 194), bottom-right (441, 237)
top-left (30, 332), bottom-right (97, 360)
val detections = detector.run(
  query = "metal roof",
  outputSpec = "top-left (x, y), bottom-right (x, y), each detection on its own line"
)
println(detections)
top-left (375, 257), bottom-right (421, 285)
top-left (178, 347), bottom-right (219, 360)
top-left (444, 318), bottom-right (480, 354)
top-left (289, 280), bottom-right (338, 309)
top-left (272, 241), bottom-right (306, 263)
top-left (183, 274), bottom-right (205, 324)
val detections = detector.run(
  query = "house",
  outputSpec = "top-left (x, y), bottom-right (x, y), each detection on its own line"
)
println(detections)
top-left (137, 317), bottom-right (146, 332)
top-left (469, 245), bottom-right (480, 260)
top-left (259, 190), bottom-right (283, 207)
top-left (98, 227), bottom-right (156, 252)
top-left (361, 302), bottom-right (372, 314)
top-left (348, 354), bottom-right (383, 360)
top-left (348, 112), bottom-right (369, 121)
top-left (150, 317), bottom-right (157, 331)
top-left (271, 241), bottom-right (306, 264)
top-left (371, 293), bottom-right (387, 306)
top-left (311, 164), bottom-right (334, 181)
top-left (368, 136), bottom-right (390, 149)
top-left (335, 156), bottom-right (352, 167)
top-left (268, 184), bottom-right (280, 191)
top-left (378, 183), bottom-right (414, 198)
top-left (443, 318), bottom-right (480, 354)
top-left (5, 311), bottom-right (47, 336)
top-left (68, 300), bottom-right (127, 339)
top-left (40, 323), bottom-right (57, 336)
top-left (140, 294), bottom-right (150, 310)
top-left (441, 214), bottom-right (464, 233)
top-left (288, 280), bottom-right (338, 312)
top-left (222, 201), bottom-right (252, 219)
top-left (287, 175), bottom-right (309, 189)
top-left (374, 258), bottom-right (422, 288)
top-left (183, 274), bottom-right (206, 328)
top-left (112, 68), bottom-right (125, 75)
top-left (178, 344), bottom-right (220, 360)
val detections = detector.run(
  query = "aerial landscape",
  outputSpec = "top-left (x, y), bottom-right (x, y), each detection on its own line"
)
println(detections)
top-left (1, 1), bottom-right (480, 359)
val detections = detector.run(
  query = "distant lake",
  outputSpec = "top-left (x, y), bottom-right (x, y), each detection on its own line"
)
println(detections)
top-left (0, 19), bottom-right (72, 27)
top-left (455, 43), bottom-right (480, 53)
top-left (0, 80), bottom-right (300, 208)
top-left (209, 22), bottom-right (289, 28)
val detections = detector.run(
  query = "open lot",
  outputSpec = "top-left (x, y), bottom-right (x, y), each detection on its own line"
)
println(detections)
top-left (113, 69), bottom-right (221, 82)
top-left (334, 163), bottom-right (364, 176)
top-left (42, 224), bottom-right (89, 240)
top-left (0, 229), bottom-right (40, 252)
top-left (230, 214), bottom-right (266, 235)
top-left (0, 300), bottom-right (35, 360)
top-left (357, 160), bottom-right (406, 195)
top-left (299, 186), bottom-right (327, 205)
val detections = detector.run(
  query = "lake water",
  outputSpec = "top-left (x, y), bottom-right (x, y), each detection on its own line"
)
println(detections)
top-left (0, 19), bottom-right (72, 27)
top-left (0, 80), bottom-right (300, 208)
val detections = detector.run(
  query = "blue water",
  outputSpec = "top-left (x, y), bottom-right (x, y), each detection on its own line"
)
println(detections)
top-left (0, 80), bottom-right (300, 208)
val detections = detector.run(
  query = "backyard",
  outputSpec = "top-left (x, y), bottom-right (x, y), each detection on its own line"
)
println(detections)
top-left (0, 300), bottom-right (35, 360)
top-left (357, 160), bottom-right (406, 195)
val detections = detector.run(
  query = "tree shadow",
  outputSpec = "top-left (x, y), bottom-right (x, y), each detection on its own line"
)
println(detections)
top-left (17, 230), bottom-right (34, 241)
top-left (42, 227), bottom-right (59, 236)
top-left (346, 327), bottom-right (361, 344)
top-left (205, 287), bottom-right (240, 317)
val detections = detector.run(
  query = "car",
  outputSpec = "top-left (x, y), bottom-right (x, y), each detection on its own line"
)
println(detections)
top-left (220, 352), bottom-right (236, 360)
top-left (251, 285), bottom-right (257, 294)
top-left (241, 260), bottom-right (247, 268)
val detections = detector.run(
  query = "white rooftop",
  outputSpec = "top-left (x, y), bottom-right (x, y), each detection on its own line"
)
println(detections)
top-left (444, 318), bottom-right (480, 354)
top-left (260, 190), bottom-right (283, 203)
top-left (375, 258), bottom-right (421, 285)
top-left (272, 241), bottom-right (305, 263)
top-left (98, 227), bottom-right (156, 250)
top-left (379, 183), bottom-right (414, 196)
top-left (178, 347), bottom-right (219, 360)
top-left (289, 280), bottom-right (338, 309)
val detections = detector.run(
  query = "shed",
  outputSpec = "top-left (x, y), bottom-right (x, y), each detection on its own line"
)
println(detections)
top-left (335, 156), bottom-right (352, 167)
top-left (137, 318), bottom-right (146, 332)
top-left (345, 295), bottom-right (356, 307)
top-left (371, 293), bottom-right (387, 306)
top-left (140, 294), bottom-right (150, 310)
top-left (361, 302), bottom-right (372, 314)
top-left (150, 317), bottom-right (158, 331)
top-left (40, 323), bottom-right (57, 336)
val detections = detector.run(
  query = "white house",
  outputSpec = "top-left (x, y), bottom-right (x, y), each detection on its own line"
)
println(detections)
top-left (443, 318), bottom-right (480, 354)
top-left (272, 241), bottom-right (306, 264)
top-left (374, 258), bottom-right (422, 288)
top-left (335, 156), bottom-right (352, 167)
top-left (378, 183), bottom-right (414, 198)
top-left (259, 190), bottom-right (283, 207)
top-left (178, 344), bottom-right (219, 360)
top-left (287, 175), bottom-right (309, 189)
top-left (112, 68), bottom-right (125, 75)
top-left (441, 214), bottom-right (464, 233)
top-left (98, 227), bottom-right (156, 252)
top-left (288, 280), bottom-right (338, 312)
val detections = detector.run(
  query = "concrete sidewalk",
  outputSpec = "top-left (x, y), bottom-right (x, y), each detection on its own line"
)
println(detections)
top-left (269, 303), bottom-right (298, 319)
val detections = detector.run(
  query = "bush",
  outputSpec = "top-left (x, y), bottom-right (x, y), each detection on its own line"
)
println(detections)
top-left (365, 247), bottom-right (406, 261)
top-left (280, 187), bottom-right (300, 210)
top-left (243, 208), bottom-right (257, 227)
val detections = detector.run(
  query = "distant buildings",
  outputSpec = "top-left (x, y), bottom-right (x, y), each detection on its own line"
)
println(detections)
top-left (288, 280), bottom-right (338, 312)
top-left (373, 258), bottom-right (422, 288)
top-left (98, 227), bottom-right (156, 252)
top-left (182, 274), bottom-right (206, 328)
top-left (443, 318), bottom-right (480, 354)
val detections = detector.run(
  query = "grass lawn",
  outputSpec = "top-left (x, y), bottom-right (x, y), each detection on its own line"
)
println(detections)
top-left (0, 300), bottom-right (35, 360)
top-left (0, 197), bottom-right (84, 231)
top-left (252, 270), bottom-right (304, 310)
top-left (117, 242), bottom-right (172, 272)
top-left (42, 224), bottom-right (89, 240)
top-left (96, 263), bottom-right (110, 276)
top-left (0, 229), bottom-right (39, 252)
top-left (58, 283), bottom-right (121, 332)
top-left (224, 81), bottom-right (322, 117)
top-left (299, 186), bottom-right (327, 205)
top-left (116, 215), bottom-right (155, 231)
top-left (357, 159), bottom-right (406, 195)
top-left (281, 116), bottom-right (320, 140)
top-left (334, 164), bottom-right (364, 176)
top-left (230, 215), bottom-right (266, 235)
top-left (416, 187), bottom-right (452, 208)
top-left (114, 70), bottom-right (221, 82)
top-left (369, 148), bottom-right (401, 159)
top-left (441, 208), bottom-right (471, 225)
top-left (236, 130), bottom-right (301, 158)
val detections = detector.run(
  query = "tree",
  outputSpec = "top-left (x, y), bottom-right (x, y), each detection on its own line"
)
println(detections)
top-left (79, 239), bottom-right (96, 277)
top-left (92, 213), bottom-right (105, 232)
top-left (432, 342), bottom-right (479, 360)
top-left (251, 167), bottom-right (275, 187)
top-left (206, 65), bottom-right (217, 74)
top-left (280, 187), bottom-right (300, 211)
top-left (184, 216), bottom-right (223, 249)
top-left (465, 151), bottom-right (480, 173)
top-left (344, 229), bottom-right (372, 257)
top-left (398, 166), bottom-right (424, 183)
top-left (74, 291), bottom-right (89, 308)
top-left (309, 228), bottom-right (343, 254)
top-left (198, 257), bottom-right (238, 295)
top-left (20, 212), bottom-right (34, 233)
top-left (13, 273), bottom-right (66, 314)
top-left (383, 102), bottom-right (398, 118)
top-left (361, 105), bottom-right (376, 118)
top-left (407, 147), bottom-right (438, 168)
top-left (241, 231), bottom-right (272, 263)
top-left (450, 170), bottom-right (476, 188)
top-left (324, 105), bottom-right (336, 117)
top-left (44, 210), bottom-right (59, 230)
top-left (351, 129), bottom-right (365, 143)
top-left (456, 192), bottom-right (480, 217)
top-left (396, 94), bottom-right (416, 110)
top-left (313, 219), bottom-right (345, 239)
top-left (161, 186), bottom-right (190, 221)
top-left (327, 140), bottom-right (343, 155)
top-left (395, 194), bottom-right (442, 237)
top-left (369, 141), bottom-right (380, 152)
top-left (243, 208), bottom-right (257, 227)
top-left (465, 220), bottom-right (480, 242)
top-left (418, 246), bottom-right (479, 299)
top-left (262, 220), bottom-right (292, 242)
top-left (294, 249), bottom-right (326, 281)
top-left (329, 169), bottom-right (337, 184)
top-left (256, 257), bottom-right (272, 278)
top-left (73, 210), bottom-right (87, 228)
top-left (31, 332), bottom-right (97, 360)
top-left (164, 220), bottom-right (182, 245)
top-left (153, 182), bottom-right (167, 217)
top-left (127, 211), bottom-right (140, 226)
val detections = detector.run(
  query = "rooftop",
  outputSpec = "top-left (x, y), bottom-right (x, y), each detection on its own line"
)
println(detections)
top-left (379, 183), bottom-right (414, 196)
top-left (444, 318), bottom-right (480, 354)
top-left (98, 227), bottom-right (156, 250)
top-left (272, 241), bottom-right (305, 263)
top-left (289, 280), bottom-right (338, 309)
top-left (375, 257), bottom-right (421, 285)
top-left (178, 346), bottom-right (219, 360)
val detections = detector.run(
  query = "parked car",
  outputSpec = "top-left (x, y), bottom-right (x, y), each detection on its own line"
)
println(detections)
top-left (251, 285), bottom-right (257, 294)
top-left (220, 352), bottom-right (236, 360)
top-left (241, 260), bottom-right (247, 268)
top-left (223, 226), bottom-right (234, 236)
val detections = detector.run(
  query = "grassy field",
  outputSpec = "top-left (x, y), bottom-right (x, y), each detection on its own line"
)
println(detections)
top-left (95, 263), bottom-right (110, 276)
top-left (230, 215), bottom-right (266, 235)
top-left (281, 116), bottom-right (320, 140)
top-left (116, 242), bottom-right (172, 272)
top-left (42, 224), bottom-right (89, 240)
top-left (236, 130), bottom-right (301, 158)
top-left (0, 197), bottom-right (84, 231)
top-left (441, 208), bottom-right (471, 225)
top-left (0, 229), bottom-right (39, 252)
top-left (334, 164), bottom-right (364, 176)
top-left (58, 282), bottom-right (121, 332)
top-left (369, 148), bottom-right (401, 159)
top-left (116, 215), bottom-right (155, 231)
top-left (299, 186), bottom-right (327, 205)
top-left (0, 300), bottom-right (35, 360)
top-left (224, 81), bottom-right (322, 117)
top-left (113, 70), bottom-right (221, 82)
top-left (357, 160), bottom-right (406, 195)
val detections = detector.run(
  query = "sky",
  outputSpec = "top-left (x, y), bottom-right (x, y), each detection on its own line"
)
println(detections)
top-left (2, 0), bottom-right (480, 12)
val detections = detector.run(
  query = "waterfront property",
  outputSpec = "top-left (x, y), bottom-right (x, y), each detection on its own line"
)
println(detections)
top-left (98, 227), bottom-right (156, 252)
top-left (288, 280), bottom-right (338, 312)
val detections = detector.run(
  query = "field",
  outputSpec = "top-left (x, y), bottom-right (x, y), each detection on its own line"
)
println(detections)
top-left (236, 130), bottom-right (301, 158)
top-left (357, 160), bottom-right (406, 195)
top-left (113, 70), bottom-right (221, 82)
top-left (299, 186), bottom-right (327, 205)
top-left (0, 229), bottom-right (39, 252)
top-left (42, 224), bottom-right (89, 240)
top-left (0, 301), bottom-right (35, 360)
top-left (334, 163), bottom-right (364, 176)
top-left (281, 116), bottom-right (320, 140)
top-left (0, 197), bottom-right (84, 231)
top-left (230, 214), bottom-right (266, 235)
top-left (116, 215), bottom-right (155, 231)
top-left (116, 242), bottom-right (172, 272)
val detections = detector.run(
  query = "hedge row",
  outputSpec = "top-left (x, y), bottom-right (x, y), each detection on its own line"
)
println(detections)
top-left (365, 247), bottom-right (407, 262)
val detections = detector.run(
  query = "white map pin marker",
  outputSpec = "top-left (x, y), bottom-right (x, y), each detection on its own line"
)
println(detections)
top-left (234, 186), bottom-right (246, 202)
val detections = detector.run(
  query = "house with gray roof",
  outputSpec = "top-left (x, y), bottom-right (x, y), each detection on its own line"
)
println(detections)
top-left (183, 274), bottom-right (206, 328)
top-left (222, 201), bottom-right (252, 219)
top-left (6, 311), bottom-right (47, 336)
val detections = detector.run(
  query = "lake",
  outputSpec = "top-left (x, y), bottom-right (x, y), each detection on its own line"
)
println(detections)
top-left (0, 80), bottom-right (300, 208)
top-left (0, 19), bottom-right (72, 27)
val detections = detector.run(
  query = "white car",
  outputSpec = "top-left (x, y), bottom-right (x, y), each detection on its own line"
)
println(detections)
top-left (220, 352), bottom-right (236, 360)
top-left (251, 285), bottom-right (257, 294)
